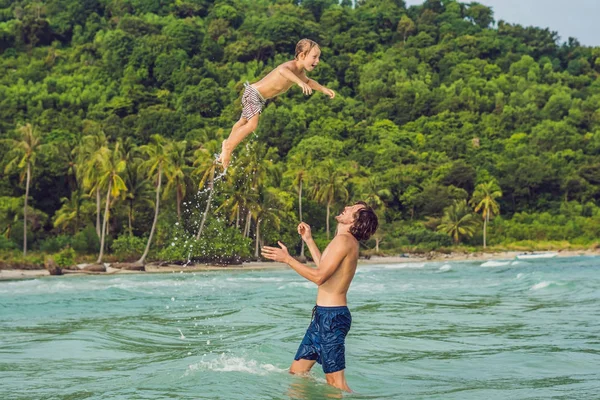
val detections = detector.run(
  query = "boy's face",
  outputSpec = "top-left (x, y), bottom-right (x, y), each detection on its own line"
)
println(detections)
top-left (301, 47), bottom-right (321, 71)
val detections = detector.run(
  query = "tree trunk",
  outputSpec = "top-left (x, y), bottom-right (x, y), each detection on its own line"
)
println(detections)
top-left (326, 200), bottom-right (331, 240)
top-left (299, 180), bottom-right (305, 257)
top-left (244, 210), bottom-right (252, 237)
top-left (128, 199), bottom-right (133, 237)
top-left (23, 162), bottom-right (31, 256)
top-left (97, 180), bottom-right (112, 263)
top-left (235, 207), bottom-right (240, 229)
top-left (176, 183), bottom-right (182, 222)
top-left (483, 212), bottom-right (488, 249)
top-left (138, 167), bottom-right (162, 264)
top-left (196, 168), bottom-right (215, 240)
top-left (375, 237), bottom-right (380, 253)
top-left (96, 186), bottom-right (101, 238)
top-left (254, 218), bottom-right (261, 258)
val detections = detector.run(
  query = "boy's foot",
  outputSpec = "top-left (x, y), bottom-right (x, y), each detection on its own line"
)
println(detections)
top-left (218, 140), bottom-right (232, 169)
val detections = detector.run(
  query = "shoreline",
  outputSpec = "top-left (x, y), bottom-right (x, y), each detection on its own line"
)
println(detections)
top-left (1, 249), bottom-right (598, 281)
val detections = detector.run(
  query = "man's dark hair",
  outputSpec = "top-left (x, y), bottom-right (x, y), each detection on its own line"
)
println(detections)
top-left (349, 201), bottom-right (378, 241)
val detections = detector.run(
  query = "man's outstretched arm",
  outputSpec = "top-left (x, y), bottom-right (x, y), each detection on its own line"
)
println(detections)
top-left (262, 237), bottom-right (349, 286)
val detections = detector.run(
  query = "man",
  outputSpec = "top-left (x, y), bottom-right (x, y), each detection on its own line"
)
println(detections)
top-left (261, 201), bottom-right (378, 392)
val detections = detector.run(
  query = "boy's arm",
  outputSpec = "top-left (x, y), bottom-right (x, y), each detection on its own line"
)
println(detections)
top-left (300, 71), bottom-right (335, 99)
top-left (279, 65), bottom-right (312, 95)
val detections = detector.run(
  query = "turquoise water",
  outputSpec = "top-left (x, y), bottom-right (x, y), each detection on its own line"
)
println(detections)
top-left (1, 257), bottom-right (599, 399)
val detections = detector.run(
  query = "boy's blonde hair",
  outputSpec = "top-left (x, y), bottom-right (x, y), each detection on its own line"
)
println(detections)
top-left (295, 39), bottom-right (320, 60)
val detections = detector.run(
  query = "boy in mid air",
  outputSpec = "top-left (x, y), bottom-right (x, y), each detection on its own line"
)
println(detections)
top-left (216, 39), bottom-right (335, 169)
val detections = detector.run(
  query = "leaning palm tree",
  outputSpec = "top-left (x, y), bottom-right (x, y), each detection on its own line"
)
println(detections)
top-left (312, 160), bottom-right (350, 240)
top-left (2, 123), bottom-right (46, 256)
top-left (137, 135), bottom-right (171, 265)
top-left (284, 152), bottom-right (312, 258)
top-left (470, 180), bottom-right (502, 248)
top-left (437, 200), bottom-right (480, 245)
top-left (96, 142), bottom-right (128, 263)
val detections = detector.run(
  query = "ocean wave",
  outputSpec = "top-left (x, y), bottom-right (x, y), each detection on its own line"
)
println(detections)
top-left (438, 265), bottom-right (452, 272)
top-left (480, 261), bottom-right (511, 267)
top-left (278, 282), bottom-right (313, 290)
top-left (530, 281), bottom-right (553, 290)
top-left (225, 277), bottom-right (285, 283)
top-left (359, 263), bottom-right (426, 271)
top-left (185, 353), bottom-right (286, 376)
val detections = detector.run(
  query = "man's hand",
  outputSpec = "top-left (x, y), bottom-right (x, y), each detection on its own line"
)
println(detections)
top-left (261, 241), bottom-right (291, 263)
top-left (297, 222), bottom-right (313, 242)
top-left (323, 87), bottom-right (335, 99)
top-left (298, 81), bottom-right (313, 95)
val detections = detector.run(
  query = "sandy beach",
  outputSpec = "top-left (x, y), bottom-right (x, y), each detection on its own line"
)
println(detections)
top-left (1, 249), bottom-right (597, 281)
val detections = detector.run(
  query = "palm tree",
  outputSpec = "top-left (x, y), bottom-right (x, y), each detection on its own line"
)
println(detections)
top-left (437, 200), bottom-right (480, 245)
top-left (79, 130), bottom-right (108, 238)
top-left (192, 139), bottom-right (221, 239)
top-left (236, 142), bottom-right (277, 239)
top-left (124, 158), bottom-right (154, 236)
top-left (53, 188), bottom-right (86, 234)
top-left (312, 160), bottom-right (349, 240)
top-left (354, 174), bottom-right (390, 252)
top-left (2, 123), bottom-right (46, 256)
top-left (137, 135), bottom-right (171, 265)
top-left (284, 152), bottom-right (312, 258)
top-left (164, 140), bottom-right (190, 223)
top-left (0, 196), bottom-right (22, 239)
top-left (470, 180), bottom-right (502, 248)
top-left (252, 188), bottom-right (287, 258)
top-left (216, 167), bottom-right (255, 230)
top-left (96, 142), bottom-right (127, 263)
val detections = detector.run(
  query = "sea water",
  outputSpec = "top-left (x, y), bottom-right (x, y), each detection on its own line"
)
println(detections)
top-left (1, 256), bottom-right (599, 399)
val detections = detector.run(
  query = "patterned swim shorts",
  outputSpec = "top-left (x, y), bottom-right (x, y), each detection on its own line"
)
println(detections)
top-left (241, 82), bottom-right (266, 120)
top-left (294, 305), bottom-right (352, 374)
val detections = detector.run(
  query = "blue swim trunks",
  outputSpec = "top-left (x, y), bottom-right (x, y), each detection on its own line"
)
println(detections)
top-left (294, 305), bottom-right (352, 374)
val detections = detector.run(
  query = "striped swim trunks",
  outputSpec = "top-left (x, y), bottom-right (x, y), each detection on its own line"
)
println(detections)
top-left (241, 82), bottom-right (266, 120)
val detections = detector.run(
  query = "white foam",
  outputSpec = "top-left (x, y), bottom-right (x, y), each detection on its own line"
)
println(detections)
top-left (185, 354), bottom-right (286, 376)
top-left (359, 263), bottom-right (426, 272)
top-left (438, 265), bottom-right (452, 272)
top-left (278, 282), bottom-right (313, 290)
top-left (480, 261), bottom-right (511, 267)
top-left (516, 273), bottom-right (525, 280)
top-left (530, 281), bottom-right (553, 291)
top-left (226, 277), bottom-right (285, 283)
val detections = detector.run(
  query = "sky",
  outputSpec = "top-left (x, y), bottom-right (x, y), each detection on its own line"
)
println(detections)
top-left (404, 0), bottom-right (600, 47)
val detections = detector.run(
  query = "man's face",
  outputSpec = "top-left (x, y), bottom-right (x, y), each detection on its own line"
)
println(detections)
top-left (335, 203), bottom-right (365, 225)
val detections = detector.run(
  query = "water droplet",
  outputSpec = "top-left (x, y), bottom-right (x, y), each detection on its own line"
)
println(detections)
top-left (171, 297), bottom-right (175, 301)
top-left (206, 340), bottom-right (210, 345)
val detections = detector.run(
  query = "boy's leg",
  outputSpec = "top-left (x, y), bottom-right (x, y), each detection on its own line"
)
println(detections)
top-left (325, 369), bottom-right (352, 392)
top-left (289, 358), bottom-right (316, 375)
top-left (219, 114), bottom-right (260, 168)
